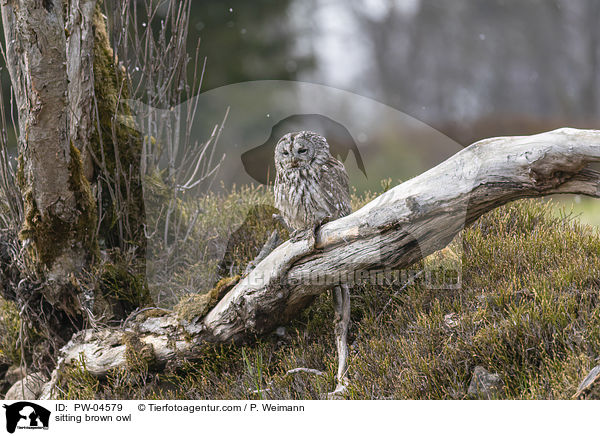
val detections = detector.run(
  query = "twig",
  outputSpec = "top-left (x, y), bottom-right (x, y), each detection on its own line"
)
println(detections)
top-left (286, 368), bottom-right (325, 376)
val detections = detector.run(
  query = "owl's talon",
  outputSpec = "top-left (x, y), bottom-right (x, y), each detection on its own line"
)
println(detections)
top-left (320, 216), bottom-right (333, 226)
top-left (290, 229), bottom-right (311, 242)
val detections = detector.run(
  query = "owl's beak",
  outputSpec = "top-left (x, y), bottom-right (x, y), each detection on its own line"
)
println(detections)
top-left (289, 158), bottom-right (299, 167)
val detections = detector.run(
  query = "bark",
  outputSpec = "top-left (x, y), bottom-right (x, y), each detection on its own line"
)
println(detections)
top-left (66, 0), bottom-right (98, 181)
top-left (0, 0), bottom-right (148, 349)
top-left (1, 0), bottom-right (97, 283)
top-left (40, 127), bottom-right (600, 398)
top-left (1, 0), bottom-right (147, 300)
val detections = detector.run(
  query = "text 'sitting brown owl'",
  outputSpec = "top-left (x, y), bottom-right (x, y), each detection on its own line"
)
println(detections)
top-left (273, 131), bottom-right (352, 396)
top-left (274, 131), bottom-right (352, 232)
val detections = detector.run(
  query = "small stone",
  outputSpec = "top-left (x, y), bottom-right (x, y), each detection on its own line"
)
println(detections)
top-left (573, 365), bottom-right (600, 399)
top-left (275, 326), bottom-right (286, 337)
top-left (444, 313), bottom-right (459, 328)
top-left (467, 366), bottom-right (503, 399)
top-left (4, 373), bottom-right (48, 400)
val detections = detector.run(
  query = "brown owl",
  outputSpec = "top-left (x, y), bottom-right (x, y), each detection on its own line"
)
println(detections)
top-left (273, 131), bottom-right (352, 395)
top-left (274, 131), bottom-right (352, 232)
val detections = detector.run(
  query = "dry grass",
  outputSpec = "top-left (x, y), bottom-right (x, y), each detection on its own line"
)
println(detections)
top-left (39, 191), bottom-right (600, 400)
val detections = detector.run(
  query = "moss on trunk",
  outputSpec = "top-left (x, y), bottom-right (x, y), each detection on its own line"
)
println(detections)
top-left (90, 1), bottom-right (146, 258)
top-left (19, 143), bottom-right (98, 271)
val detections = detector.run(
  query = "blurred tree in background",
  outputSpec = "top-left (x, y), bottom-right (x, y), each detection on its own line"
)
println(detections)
top-left (338, 0), bottom-right (600, 144)
top-left (189, 0), bottom-right (315, 91)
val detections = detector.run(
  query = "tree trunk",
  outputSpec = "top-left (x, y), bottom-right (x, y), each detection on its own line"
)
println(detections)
top-left (0, 0), bottom-right (147, 342)
top-left (40, 127), bottom-right (600, 397)
top-left (1, 0), bottom-right (98, 285)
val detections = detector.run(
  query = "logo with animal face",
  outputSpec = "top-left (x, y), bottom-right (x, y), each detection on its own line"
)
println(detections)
top-left (2, 402), bottom-right (50, 433)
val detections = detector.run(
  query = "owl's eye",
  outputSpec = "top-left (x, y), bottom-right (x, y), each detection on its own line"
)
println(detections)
top-left (298, 148), bottom-right (307, 154)
top-left (282, 151), bottom-right (289, 156)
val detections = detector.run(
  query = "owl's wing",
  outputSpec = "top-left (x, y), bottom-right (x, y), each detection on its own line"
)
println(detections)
top-left (273, 174), bottom-right (289, 218)
top-left (317, 158), bottom-right (352, 218)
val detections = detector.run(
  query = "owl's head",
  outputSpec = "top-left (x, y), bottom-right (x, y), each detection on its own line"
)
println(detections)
top-left (274, 131), bottom-right (329, 172)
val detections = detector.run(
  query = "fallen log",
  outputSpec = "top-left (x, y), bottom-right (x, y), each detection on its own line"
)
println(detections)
top-left (40, 127), bottom-right (600, 398)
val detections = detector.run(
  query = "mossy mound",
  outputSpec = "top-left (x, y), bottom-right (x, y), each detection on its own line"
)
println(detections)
top-left (175, 276), bottom-right (240, 322)
top-left (92, 254), bottom-right (153, 321)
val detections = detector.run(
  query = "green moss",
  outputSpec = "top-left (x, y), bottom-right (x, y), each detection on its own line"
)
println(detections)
top-left (95, 258), bottom-right (152, 319)
top-left (123, 332), bottom-right (156, 372)
top-left (0, 297), bottom-right (21, 366)
top-left (18, 144), bottom-right (98, 270)
top-left (68, 143), bottom-right (99, 259)
top-left (90, 1), bottom-right (145, 253)
top-left (0, 295), bottom-right (46, 369)
top-left (175, 276), bottom-right (240, 322)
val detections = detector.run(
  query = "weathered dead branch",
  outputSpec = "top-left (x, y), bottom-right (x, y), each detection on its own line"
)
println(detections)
top-left (40, 127), bottom-right (600, 398)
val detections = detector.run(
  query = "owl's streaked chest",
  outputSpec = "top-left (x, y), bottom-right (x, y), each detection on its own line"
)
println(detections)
top-left (274, 164), bottom-right (332, 230)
